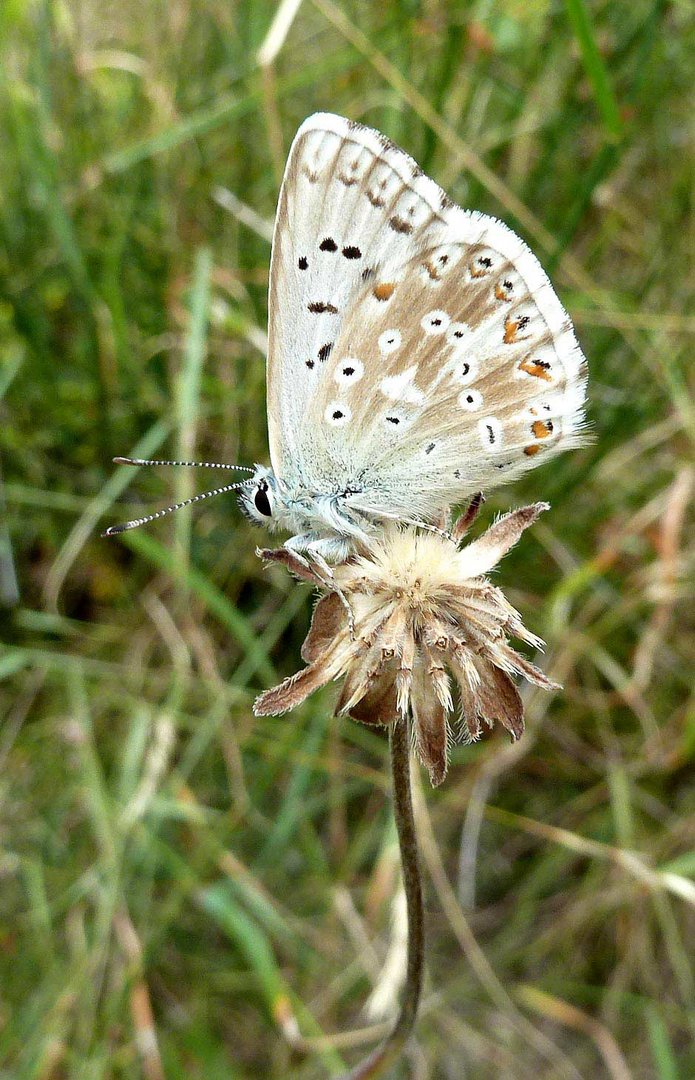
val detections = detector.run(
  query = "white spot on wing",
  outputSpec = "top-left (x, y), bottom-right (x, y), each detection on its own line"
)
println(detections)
top-left (452, 359), bottom-right (478, 386)
top-left (335, 358), bottom-right (364, 386)
top-left (478, 416), bottom-right (503, 448)
top-left (378, 329), bottom-right (401, 355)
top-left (325, 402), bottom-right (352, 426)
top-left (380, 366), bottom-right (425, 405)
top-left (446, 322), bottom-right (472, 349)
top-left (458, 389), bottom-right (483, 411)
top-left (421, 310), bottom-right (450, 335)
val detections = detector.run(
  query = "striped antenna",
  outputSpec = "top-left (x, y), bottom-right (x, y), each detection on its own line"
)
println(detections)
top-left (113, 456), bottom-right (254, 473)
top-left (102, 480), bottom-right (247, 537)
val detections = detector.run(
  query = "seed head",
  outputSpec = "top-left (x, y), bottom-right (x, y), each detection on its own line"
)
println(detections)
top-left (254, 503), bottom-right (559, 786)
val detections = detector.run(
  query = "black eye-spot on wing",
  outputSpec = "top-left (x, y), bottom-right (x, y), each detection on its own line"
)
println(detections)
top-left (318, 342), bottom-right (334, 362)
top-left (386, 415), bottom-right (400, 425)
top-left (308, 301), bottom-right (338, 314)
top-left (319, 237), bottom-right (338, 252)
top-left (425, 442), bottom-right (436, 455)
top-left (389, 216), bottom-right (414, 234)
top-left (298, 256), bottom-right (308, 270)
top-left (305, 359), bottom-right (315, 369)
top-left (342, 245), bottom-right (362, 259)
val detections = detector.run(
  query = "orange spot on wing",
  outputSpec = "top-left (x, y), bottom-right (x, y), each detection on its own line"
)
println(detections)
top-left (524, 444), bottom-right (541, 456)
top-left (504, 318), bottom-right (520, 343)
top-left (519, 357), bottom-right (553, 381)
top-left (532, 419), bottom-right (554, 439)
top-left (495, 284), bottom-right (511, 301)
top-left (373, 282), bottom-right (395, 301)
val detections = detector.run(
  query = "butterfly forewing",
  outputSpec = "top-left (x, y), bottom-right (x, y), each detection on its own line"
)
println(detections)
top-left (267, 113), bottom-right (587, 520)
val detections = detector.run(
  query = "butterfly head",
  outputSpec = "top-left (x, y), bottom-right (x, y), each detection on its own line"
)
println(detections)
top-left (240, 466), bottom-right (280, 526)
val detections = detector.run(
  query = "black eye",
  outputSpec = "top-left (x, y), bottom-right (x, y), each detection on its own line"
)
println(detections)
top-left (254, 481), bottom-right (272, 517)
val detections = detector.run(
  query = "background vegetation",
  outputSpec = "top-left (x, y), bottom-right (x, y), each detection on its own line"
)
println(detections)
top-left (1, 0), bottom-right (693, 1076)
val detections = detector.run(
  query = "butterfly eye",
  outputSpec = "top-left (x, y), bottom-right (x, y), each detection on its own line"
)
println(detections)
top-left (254, 480), bottom-right (273, 517)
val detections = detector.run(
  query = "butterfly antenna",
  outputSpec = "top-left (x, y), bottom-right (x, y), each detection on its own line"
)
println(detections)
top-left (102, 480), bottom-right (247, 537)
top-left (113, 456), bottom-right (254, 473)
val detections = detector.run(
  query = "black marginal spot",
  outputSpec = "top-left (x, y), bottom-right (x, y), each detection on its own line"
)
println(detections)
top-left (342, 365), bottom-right (355, 376)
top-left (305, 359), bottom-right (315, 369)
top-left (453, 329), bottom-right (466, 339)
top-left (518, 315), bottom-right (531, 330)
top-left (319, 237), bottom-right (338, 252)
top-left (478, 256), bottom-right (493, 268)
top-left (461, 363), bottom-right (470, 376)
top-left (485, 424), bottom-right (496, 444)
top-left (361, 267), bottom-right (376, 282)
top-left (386, 416), bottom-right (400, 425)
top-left (298, 256), bottom-right (308, 270)
top-left (366, 191), bottom-right (386, 208)
top-left (342, 245), bottom-right (362, 259)
top-left (389, 215), bottom-right (414, 234)
top-left (308, 301), bottom-right (338, 314)
top-left (425, 442), bottom-right (436, 455)
top-left (318, 342), bottom-right (334, 362)
top-left (376, 132), bottom-right (398, 153)
top-left (454, 469), bottom-right (461, 479)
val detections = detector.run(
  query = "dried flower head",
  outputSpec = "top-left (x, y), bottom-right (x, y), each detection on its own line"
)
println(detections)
top-left (254, 503), bottom-right (559, 786)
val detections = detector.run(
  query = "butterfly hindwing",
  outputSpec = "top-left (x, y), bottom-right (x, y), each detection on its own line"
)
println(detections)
top-left (267, 113), bottom-right (587, 520)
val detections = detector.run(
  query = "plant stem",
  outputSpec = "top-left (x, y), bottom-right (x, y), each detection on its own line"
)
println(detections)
top-left (340, 716), bottom-right (424, 1079)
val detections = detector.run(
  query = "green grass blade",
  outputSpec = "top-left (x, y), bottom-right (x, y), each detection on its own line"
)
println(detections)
top-left (563, 0), bottom-right (623, 141)
top-left (645, 1004), bottom-right (679, 1080)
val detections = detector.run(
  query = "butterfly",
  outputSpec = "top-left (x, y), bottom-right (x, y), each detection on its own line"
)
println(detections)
top-left (106, 113), bottom-right (587, 579)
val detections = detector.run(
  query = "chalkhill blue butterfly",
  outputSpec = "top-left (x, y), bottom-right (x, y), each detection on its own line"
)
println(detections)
top-left (106, 113), bottom-right (587, 579)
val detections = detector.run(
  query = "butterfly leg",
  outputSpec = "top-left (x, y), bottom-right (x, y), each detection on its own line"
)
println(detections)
top-left (451, 491), bottom-right (485, 543)
top-left (256, 546), bottom-right (323, 584)
top-left (284, 535), bottom-right (357, 638)
top-left (307, 546), bottom-right (358, 639)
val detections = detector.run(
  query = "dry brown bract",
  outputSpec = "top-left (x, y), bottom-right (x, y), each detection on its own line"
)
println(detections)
top-left (254, 503), bottom-right (559, 786)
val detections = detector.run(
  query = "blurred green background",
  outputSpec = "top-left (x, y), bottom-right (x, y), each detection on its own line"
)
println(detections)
top-left (1, 0), bottom-right (693, 1077)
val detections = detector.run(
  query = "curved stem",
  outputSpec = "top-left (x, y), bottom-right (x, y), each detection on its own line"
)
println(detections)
top-left (340, 716), bottom-right (424, 1079)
